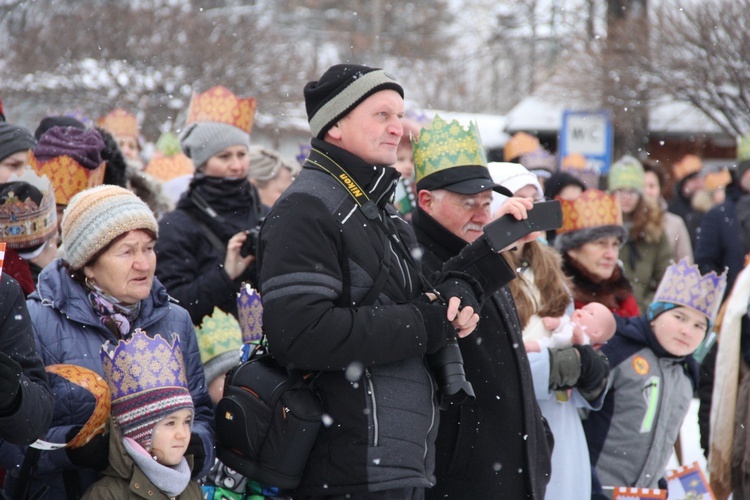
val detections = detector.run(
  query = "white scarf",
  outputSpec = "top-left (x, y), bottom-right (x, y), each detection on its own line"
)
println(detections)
top-left (123, 437), bottom-right (192, 498)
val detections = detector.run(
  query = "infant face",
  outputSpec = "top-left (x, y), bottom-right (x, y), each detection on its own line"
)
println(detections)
top-left (572, 302), bottom-right (616, 344)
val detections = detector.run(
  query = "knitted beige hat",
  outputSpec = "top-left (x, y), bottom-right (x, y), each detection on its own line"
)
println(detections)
top-left (61, 185), bottom-right (158, 270)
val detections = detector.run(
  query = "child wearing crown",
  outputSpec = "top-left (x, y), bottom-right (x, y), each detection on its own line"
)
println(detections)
top-left (83, 329), bottom-right (202, 499)
top-left (583, 258), bottom-right (727, 494)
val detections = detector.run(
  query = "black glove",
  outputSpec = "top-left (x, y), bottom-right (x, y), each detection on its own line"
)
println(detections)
top-left (0, 351), bottom-right (22, 412)
top-left (186, 433), bottom-right (205, 478)
top-left (66, 427), bottom-right (110, 471)
top-left (431, 271), bottom-right (483, 312)
top-left (573, 345), bottom-right (610, 400)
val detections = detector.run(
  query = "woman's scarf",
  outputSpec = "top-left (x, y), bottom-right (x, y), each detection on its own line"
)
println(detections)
top-left (87, 280), bottom-right (141, 338)
top-left (181, 173), bottom-right (261, 242)
top-left (124, 437), bottom-right (192, 498)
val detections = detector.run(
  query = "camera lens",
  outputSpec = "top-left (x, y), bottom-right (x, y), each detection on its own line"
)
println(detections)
top-left (428, 339), bottom-right (475, 409)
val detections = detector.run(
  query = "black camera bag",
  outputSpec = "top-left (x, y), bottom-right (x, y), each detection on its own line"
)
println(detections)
top-left (215, 351), bottom-right (323, 490)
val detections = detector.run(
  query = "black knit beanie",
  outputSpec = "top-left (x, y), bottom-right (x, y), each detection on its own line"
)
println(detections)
top-left (0, 122), bottom-right (36, 164)
top-left (34, 116), bottom-right (86, 140)
top-left (304, 64), bottom-right (404, 139)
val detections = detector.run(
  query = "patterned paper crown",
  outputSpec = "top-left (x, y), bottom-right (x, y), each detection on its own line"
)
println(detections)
top-left (653, 258), bottom-right (727, 322)
top-left (673, 154), bottom-right (702, 181)
top-left (28, 151), bottom-right (106, 205)
top-left (196, 306), bottom-right (243, 365)
top-left (185, 85), bottom-right (257, 134)
top-left (144, 132), bottom-right (194, 181)
top-left (413, 115), bottom-right (487, 183)
top-left (97, 108), bottom-right (139, 138)
top-left (100, 329), bottom-right (193, 449)
top-left (0, 167), bottom-right (57, 250)
top-left (557, 189), bottom-right (623, 234)
top-left (504, 132), bottom-right (541, 162)
top-left (237, 283), bottom-right (263, 344)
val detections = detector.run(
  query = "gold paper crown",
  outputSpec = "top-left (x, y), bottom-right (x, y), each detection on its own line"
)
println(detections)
top-left (0, 168), bottom-right (57, 250)
top-left (413, 115), bottom-right (487, 183)
top-left (145, 153), bottom-right (194, 181)
top-left (97, 109), bottom-right (139, 138)
top-left (28, 151), bottom-right (106, 205)
top-left (196, 307), bottom-right (243, 364)
top-left (704, 169), bottom-right (731, 191)
top-left (557, 189), bottom-right (623, 234)
top-left (504, 132), bottom-right (541, 161)
top-left (45, 364), bottom-right (111, 449)
top-left (673, 154), bottom-right (702, 181)
top-left (562, 153), bottom-right (588, 170)
top-left (653, 258), bottom-right (727, 322)
top-left (185, 85), bottom-right (257, 134)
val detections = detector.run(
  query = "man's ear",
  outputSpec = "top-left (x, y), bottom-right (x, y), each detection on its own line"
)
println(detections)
top-left (418, 189), bottom-right (433, 213)
top-left (326, 122), bottom-right (343, 141)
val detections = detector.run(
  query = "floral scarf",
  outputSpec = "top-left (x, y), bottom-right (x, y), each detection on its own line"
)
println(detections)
top-left (87, 280), bottom-right (141, 338)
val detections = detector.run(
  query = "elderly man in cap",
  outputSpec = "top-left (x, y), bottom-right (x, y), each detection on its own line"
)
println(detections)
top-left (257, 64), bottom-right (489, 498)
top-left (410, 116), bottom-right (554, 499)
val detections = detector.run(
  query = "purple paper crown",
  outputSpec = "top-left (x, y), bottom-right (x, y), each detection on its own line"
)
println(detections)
top-left (100, 329), bottom-right (193, 449)
top-left (237, 283), bottom-right (263, 343)
top-left (653, 258), bottom-right (727, 322)
top-left (296, 143), bottom-right (312, 166)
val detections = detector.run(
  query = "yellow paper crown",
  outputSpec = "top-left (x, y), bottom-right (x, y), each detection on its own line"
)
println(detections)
top-left (504, 132), bottom-right (541, 162)
top-left (673, 154), bottom-right (702, 181)
top-left (28, 152), bottom-right (106, 206)
top-left (196, 307), bottom-right (243, 364)
top-left (704, 169), bottom-right (731, 191)
top-left (413, 115), bottom-right (487, 183)
top-left (185, 85), bottom-right (257, 134)
top-left (653, 258), bottom-right (727, 322)
top-left (144, 153), bottom-right (194, 181)
top-left (557, 189), bottom-right (623, 234)
top-left (97, 109), bottom-right (139, 138)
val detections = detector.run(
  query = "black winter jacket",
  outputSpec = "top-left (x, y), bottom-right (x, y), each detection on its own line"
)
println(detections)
top-left (0, 273), bottom-right (53, 445)
top-left (257, 140), bottom-right (458, 496)
top-left (413, 208), bottom-right (552, 499)
top-left (155, 176), bottom-right (264, 325)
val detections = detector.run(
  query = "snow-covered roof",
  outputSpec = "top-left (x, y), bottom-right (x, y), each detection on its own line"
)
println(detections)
top-left (505, 95), bottom-right (727, 136)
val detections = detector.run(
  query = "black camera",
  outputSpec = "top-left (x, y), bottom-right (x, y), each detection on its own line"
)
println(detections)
top-left (239, 224), bottom-right (262, 258)
top-left (428, 338), bottom-right (475, 410)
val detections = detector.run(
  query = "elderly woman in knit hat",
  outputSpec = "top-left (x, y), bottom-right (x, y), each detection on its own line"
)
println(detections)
top-left (608, 155), bottom-right (672, 313)
top-left (155, 86), bottom-right (263, 327)
top-left (555, 189), bottom-right (640, 317)
top-left (0, 185), bottom-right (215, 499)
top-left (247, 145), bottom-right (300, 208)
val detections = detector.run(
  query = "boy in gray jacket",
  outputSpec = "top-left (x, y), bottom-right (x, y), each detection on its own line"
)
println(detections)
top-left (583, 258), bottom-right (726, 494)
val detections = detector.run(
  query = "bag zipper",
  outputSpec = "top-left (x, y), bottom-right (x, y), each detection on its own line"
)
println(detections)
top-left (365, 368), bottom-right (379, 447)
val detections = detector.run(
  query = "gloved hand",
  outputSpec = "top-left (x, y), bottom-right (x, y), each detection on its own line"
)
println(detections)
top-left (186, 433), bottom-right (205, 478)
top-left (548, 345), bottom-right (610, 402)
top-left (573, 345), bottom-right (610, 401)
top-left (0, 351), bottom-right (22, 412)
top-left (431, 271), bottom-right (483, 312)
top-left (66, 427), bottom-right (110, 471)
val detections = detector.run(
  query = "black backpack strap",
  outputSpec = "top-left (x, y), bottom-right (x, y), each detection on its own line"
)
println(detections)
top-left (184, 210), bottom-right (227, 257)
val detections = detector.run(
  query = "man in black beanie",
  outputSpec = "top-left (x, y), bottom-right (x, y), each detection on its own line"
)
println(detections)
top-left (255, 64), bottom-right (482, 498)
top-left (0, 122), bottom-right (36, 183)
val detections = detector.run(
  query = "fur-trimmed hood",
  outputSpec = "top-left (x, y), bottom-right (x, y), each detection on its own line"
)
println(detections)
top-left (554, 224), bottom-right (628, 254)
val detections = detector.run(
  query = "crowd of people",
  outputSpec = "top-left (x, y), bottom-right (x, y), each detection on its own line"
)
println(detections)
top-left (0, 62), bottom-right (745, 500)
